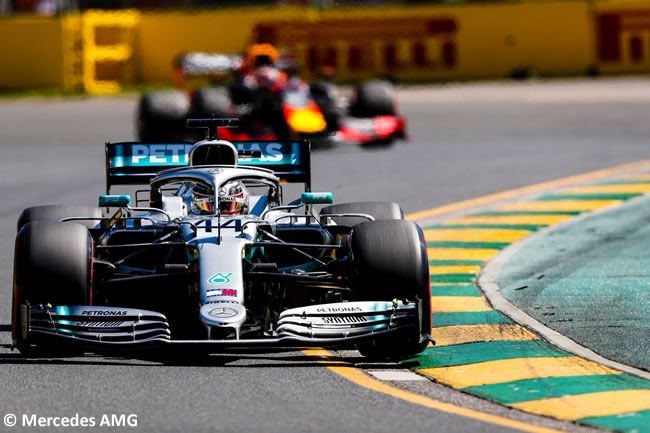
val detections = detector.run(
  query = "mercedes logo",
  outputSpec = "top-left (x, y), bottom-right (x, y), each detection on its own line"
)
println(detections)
top-left (208, 307), bottom-right (238, 318)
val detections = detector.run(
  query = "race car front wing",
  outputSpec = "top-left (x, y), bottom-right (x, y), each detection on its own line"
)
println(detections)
top-left (18, 300), bottom-right (430, 352)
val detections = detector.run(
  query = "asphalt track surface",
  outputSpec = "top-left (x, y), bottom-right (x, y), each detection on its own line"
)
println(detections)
top-left (1, 78), bottom-right (650, 432)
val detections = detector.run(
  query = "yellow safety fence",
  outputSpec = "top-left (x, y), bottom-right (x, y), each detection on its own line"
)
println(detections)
top-left (0, 10), bottom-right (138, 94)
top-left (0, 1), bottom-right (649, 93)
top-left (82, 10), bottom-right (139, 94)
top-left (0, 15), bottom-right (69, 90)
top-left (133, 2), bottom-right (596, 83)
top-left (278, 2), bottom-right (594, 81)
top-left (594, 0), bottom-right (650, 74)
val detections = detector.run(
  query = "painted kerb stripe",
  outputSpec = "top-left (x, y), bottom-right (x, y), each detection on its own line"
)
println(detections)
top-left (407, 167), bottom-right (650, 432)
top-left (302, 162), bottom-right (650, 433)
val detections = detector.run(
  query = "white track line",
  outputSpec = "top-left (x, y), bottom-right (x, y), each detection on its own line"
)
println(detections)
top-left (367, 370), bottom-right (430, 381)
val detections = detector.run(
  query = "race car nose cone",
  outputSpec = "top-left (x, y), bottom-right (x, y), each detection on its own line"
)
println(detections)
top-left (199, 302), bottom-right (246, 336)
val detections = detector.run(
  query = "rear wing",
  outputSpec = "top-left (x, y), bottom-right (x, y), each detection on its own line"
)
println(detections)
top-left (173, 52), bottom-right (242, 88)
top-left (105, 140), bottom-right (311, 194)
top-left (236, 140), bottom-right (311, 190)
top-left (175, 52), bottom-right (242, 77)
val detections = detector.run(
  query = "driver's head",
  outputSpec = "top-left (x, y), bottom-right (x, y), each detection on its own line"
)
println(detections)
top-left (191, 183), bottom-right (215, 215)
top-left (246, 43), bottom-right (279, 69)
top-left (219, 181), bottom-right (249, 215)
top-left (254, 55), bottom-right (273, 68)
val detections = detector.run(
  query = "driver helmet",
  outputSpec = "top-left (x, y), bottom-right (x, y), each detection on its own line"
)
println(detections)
top-left (218, 181), bottom-right (249, 215)
top-left (191, 182), bottom-right (215, 215)
top-left (246, 43), bottom-right (279, 69)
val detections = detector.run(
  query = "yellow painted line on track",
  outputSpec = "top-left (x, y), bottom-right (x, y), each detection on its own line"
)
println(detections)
top-left (430, 296), bottom-right (492, 312)
top-left (431, 324), bottom-right (539, 347)
top-left (303, 349), bottom-right (565, 433)
top-left (418, 357), bottom-right (621, 389)
top-left (560, 184), bottom-right (650, 194)
top-left (444, 215), bottom-right (572, 226)
top-left (424, 228), bottom-right (531, 243)
top-left (406, 159), bottom-right (650, 221)
top-left (428, 247), bottom-right (500, 261)
top-left (511, 389), bottom-right (650, 420)
top-left (496, 200), bottom-right (621, 212)
top-left (429, 265), bottom-right (481, 275)
top-left (626, 173), bottom-right (650, 181)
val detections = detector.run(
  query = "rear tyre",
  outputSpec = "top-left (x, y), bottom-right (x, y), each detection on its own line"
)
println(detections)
top-left (310, 82), bottom-right (343, 133)
top-left (12, 222), bottom-right (93, 354)
top-left (190, 87), bottom-right (233, 141)
top-left (17, 205), bottom-right (102, 231)
top-left (349, 80), bottom-right (396, 118)
top-left (190, 87), bottom-right (231, 119)
top-left (137, 91), bottom-right (190, 142)
top-left (349, 220), bottom-right (431, 360)
top-left (320, 201), bottom-right (403, 226)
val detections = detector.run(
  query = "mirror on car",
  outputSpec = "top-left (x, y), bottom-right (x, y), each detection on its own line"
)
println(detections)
top-left (302, 192), bottom-right (334, 205)
top-left (99, 194), bottom-right (132, 207)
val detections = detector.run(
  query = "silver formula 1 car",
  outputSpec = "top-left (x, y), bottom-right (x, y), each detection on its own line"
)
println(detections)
top-left (11, 119), bottom-right (431, 359)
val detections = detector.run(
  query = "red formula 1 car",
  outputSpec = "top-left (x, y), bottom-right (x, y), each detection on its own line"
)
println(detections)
top-left (136, 44), bottom-right (407, 147)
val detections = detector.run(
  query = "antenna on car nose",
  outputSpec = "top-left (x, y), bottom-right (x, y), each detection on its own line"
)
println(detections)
top-left (187, 118), bottom-right (239, 140)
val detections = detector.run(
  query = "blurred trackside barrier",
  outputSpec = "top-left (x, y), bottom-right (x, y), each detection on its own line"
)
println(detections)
top-left (0, 11), bottom-right (138, 93)
top-left (1, 1), bottom-right (650, 93)
top-left (0, 15), bottom-right (75, 89)
top-left (256, 2), bottom-right (595, 81)
top-left (134, 2), bottom-right (594, 83)
top-left (82, 10), bottom-right (139, 94)
top-left (595, 0), bottom-right (650, 75)
top-left (134, 7), bottom-right (313, 84)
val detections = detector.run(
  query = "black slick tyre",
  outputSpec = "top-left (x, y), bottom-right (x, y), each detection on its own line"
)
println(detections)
top-left (12, 222), bottom-right (93, 354)
top-left (310, 82), bottom-right (343, 133)
top-left (17, 205), bottom-right (102, 231)
top-left (189, 87), bottom-right (232, 141)
top-left (349, 80), bottom-right (396, 118)
top-left (349, 220), bottom-right (431, 360)
top-left (320, 201), bottom-right (403, 226)
top-left (190, 87), bottom-right (231, 119)
top-left (137, 91), bottom-right (190, 142)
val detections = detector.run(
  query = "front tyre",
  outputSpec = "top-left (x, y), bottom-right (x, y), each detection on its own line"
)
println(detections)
top-left (349, 220), bottom-right (431, 360)
top-left (320, 201), bottom-right (403, 227)
top-left (17, 205), bottom-right (102, 231)
top-left (12, 222), bottom-right (93, 354)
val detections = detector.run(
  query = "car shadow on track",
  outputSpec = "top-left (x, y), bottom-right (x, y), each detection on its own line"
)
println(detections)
top-left (0, 332), bottom-right (356, 369)
top-left (0, 351), bottom-right (355, 369)
top-left (0, 326), bottom-right (409, 369)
